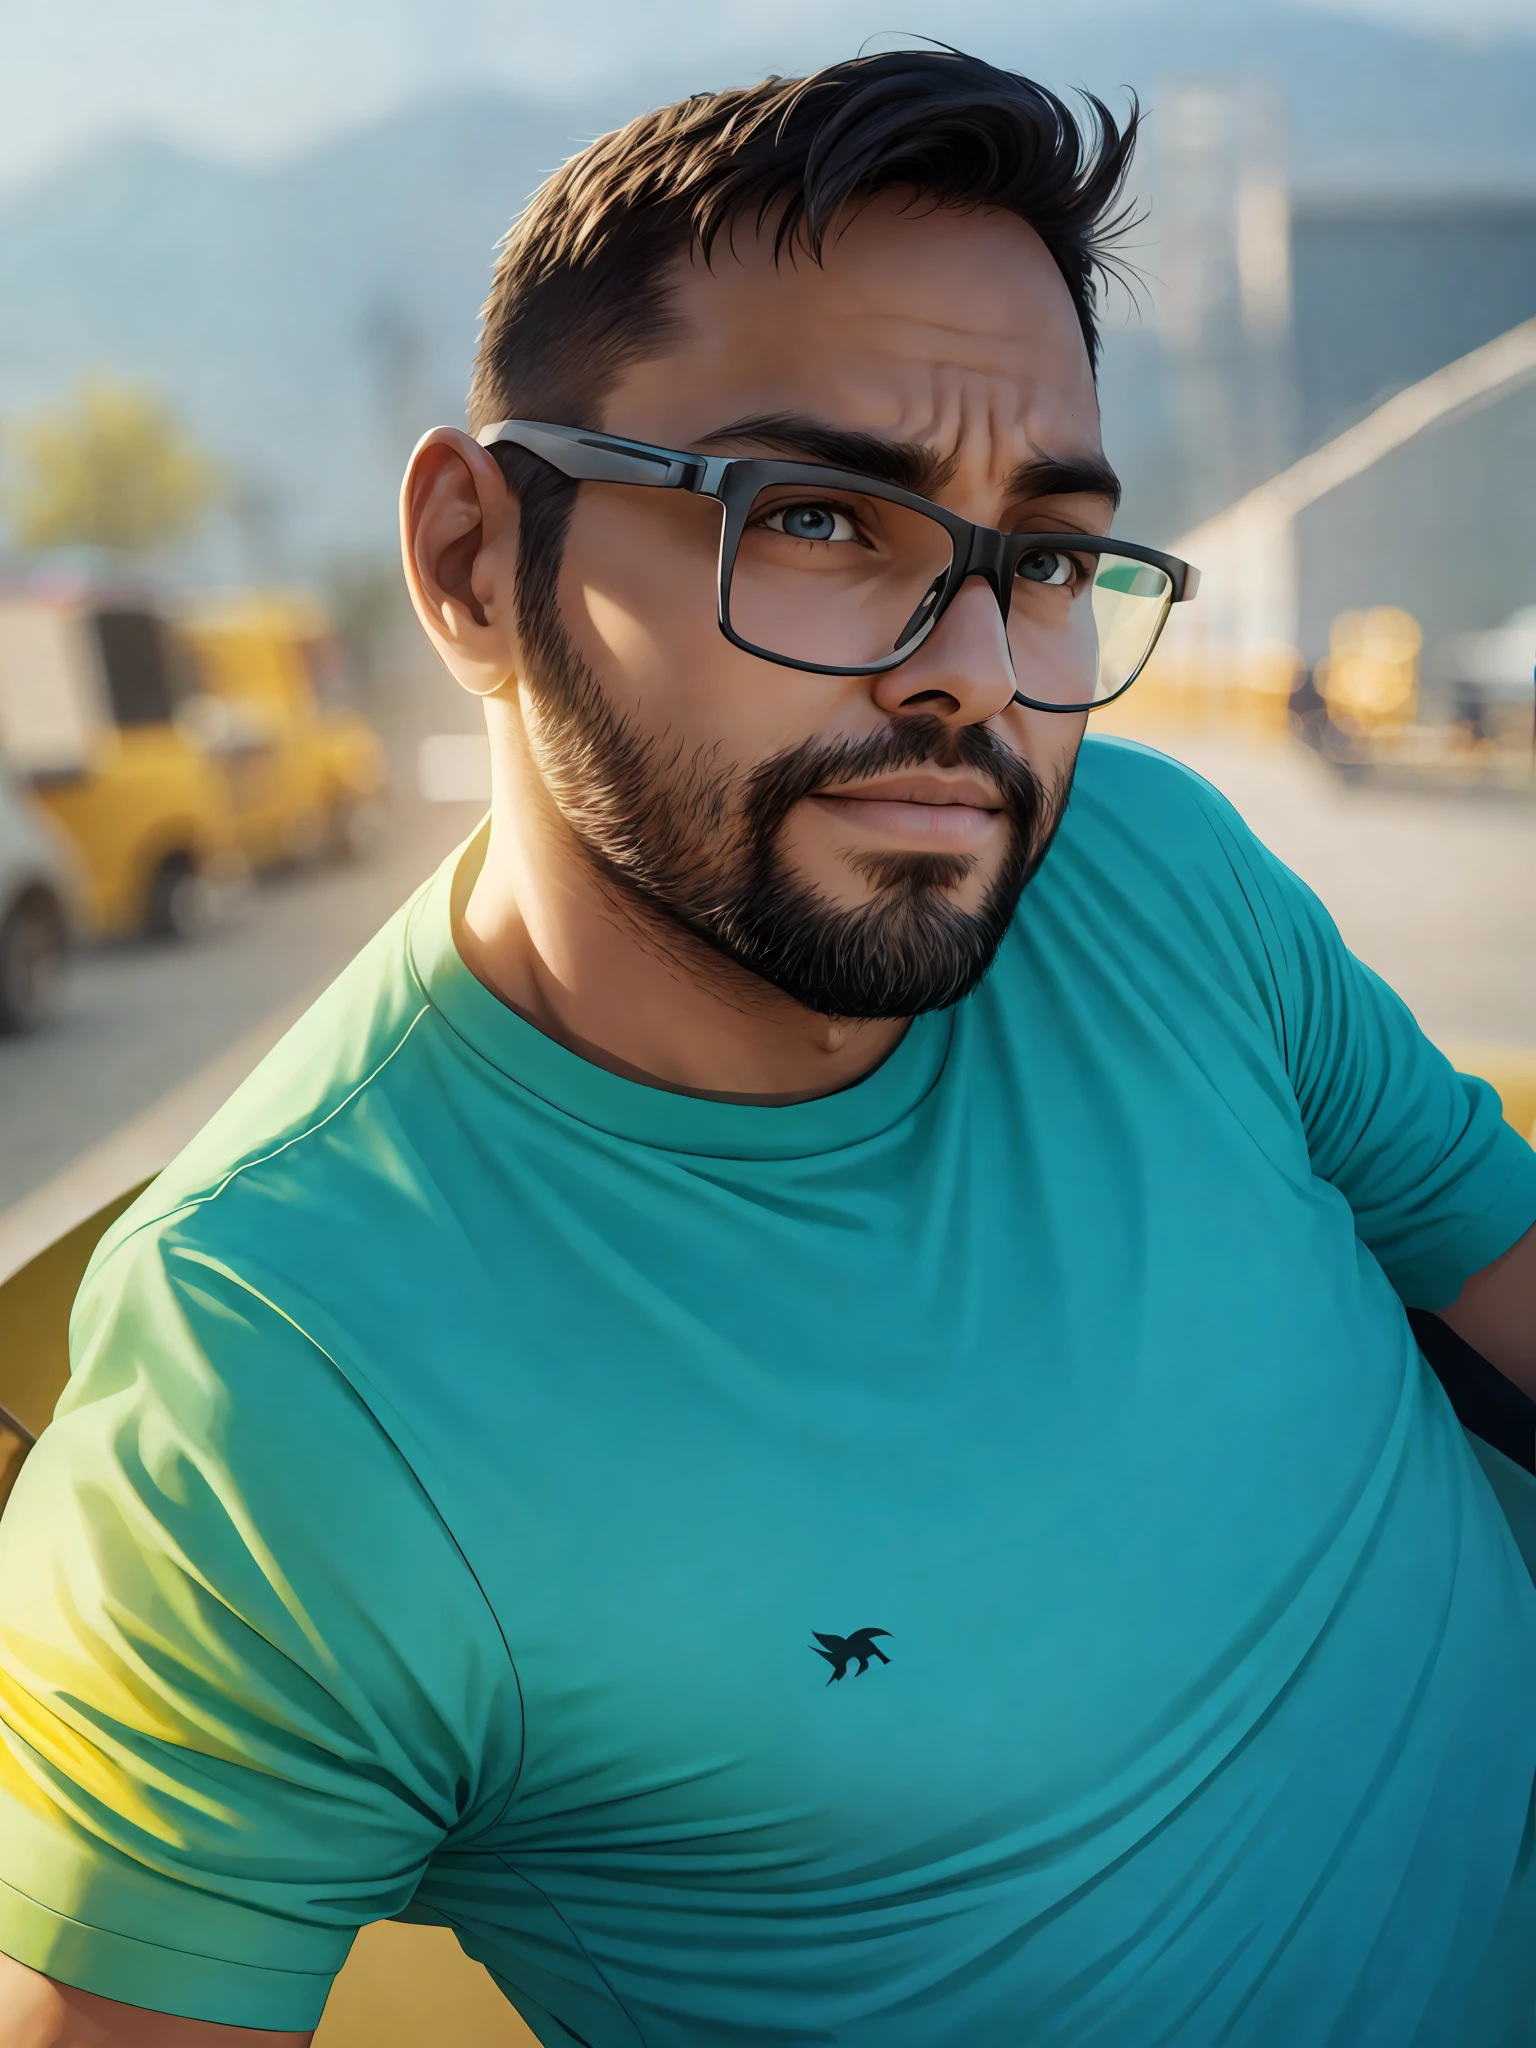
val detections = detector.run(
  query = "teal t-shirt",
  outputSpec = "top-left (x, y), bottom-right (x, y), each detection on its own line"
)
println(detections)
top-left (4, 737), bottom-right (1536, 2045)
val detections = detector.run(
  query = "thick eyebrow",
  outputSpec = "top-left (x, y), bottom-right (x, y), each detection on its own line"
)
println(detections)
top-left (1005, 452), bottom-right (1122, 514)
top-left (695, 411), bottom-right (1121, 512)
top-left (695, 412), bottom-right (952, 495)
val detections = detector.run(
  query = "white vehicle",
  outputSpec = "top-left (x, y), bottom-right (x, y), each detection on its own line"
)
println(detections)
top-left (0, 766), bottom-right (75, 1033)
top-left (1444, 606), bottom-right (1536, 741)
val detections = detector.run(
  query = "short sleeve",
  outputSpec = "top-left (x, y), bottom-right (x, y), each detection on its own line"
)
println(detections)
top-left (1192, 778), bottom-right (1536, 1311)
top-left (0, 1220), bottom-right (520, 2031)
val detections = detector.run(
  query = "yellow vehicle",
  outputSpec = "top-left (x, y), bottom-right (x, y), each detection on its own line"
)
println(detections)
top-left (180, 592), bottom-right (385, 867)
top-left (0, 590), bottom-right (236, 939)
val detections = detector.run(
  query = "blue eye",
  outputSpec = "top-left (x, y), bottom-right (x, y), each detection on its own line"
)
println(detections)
top-left (764, 503), bottom-right (859, 544)
top-left (1017, 549), bottom-right (1074, 588)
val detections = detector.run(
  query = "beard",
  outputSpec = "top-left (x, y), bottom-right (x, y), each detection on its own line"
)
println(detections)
top-left (518, 606), bottom-right (1072, 1021)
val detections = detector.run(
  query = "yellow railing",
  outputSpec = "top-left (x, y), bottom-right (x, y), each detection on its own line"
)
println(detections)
top-left (1442, 1043), bottom-right (1536, 1147)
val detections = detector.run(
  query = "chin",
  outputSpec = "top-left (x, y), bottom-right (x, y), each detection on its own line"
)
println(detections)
top-left (843, 848), bottom-right (986, 901)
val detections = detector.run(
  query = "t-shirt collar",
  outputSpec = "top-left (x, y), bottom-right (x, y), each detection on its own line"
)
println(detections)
top-left (406, 824), bottom-right (954, 1161)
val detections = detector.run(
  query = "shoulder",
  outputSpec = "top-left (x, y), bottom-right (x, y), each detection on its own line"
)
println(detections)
top-left (56, 882), bottom-right (496, 1649)
top-left (1052, 734), bottom-right (1292, 928)
top-left (87, 879), bottom-right (445, 1291)
top-left (1065, 735), bottom-right (1251, 859)
top-left (1007, 735), bottom-right (1329, 1036)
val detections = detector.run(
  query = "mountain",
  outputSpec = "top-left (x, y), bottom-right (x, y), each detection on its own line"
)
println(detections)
top-left (1, 4), bottom-right (1534, 570)
top-left (0, 96), bottom-right (614, 569)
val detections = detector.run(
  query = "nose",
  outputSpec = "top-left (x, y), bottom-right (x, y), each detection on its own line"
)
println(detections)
top-left (868, 575), bottom-right (1016, 727)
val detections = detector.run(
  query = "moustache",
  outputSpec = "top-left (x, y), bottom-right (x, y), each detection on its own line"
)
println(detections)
top-left (738, 716), bottom-right (1045, 848)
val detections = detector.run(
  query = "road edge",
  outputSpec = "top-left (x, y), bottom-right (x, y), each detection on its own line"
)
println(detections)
top-left (0, 987), bottom-right (318, 1288)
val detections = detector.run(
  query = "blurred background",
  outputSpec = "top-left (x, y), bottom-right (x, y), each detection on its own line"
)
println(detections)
top-left (1, 0), bottom-right (1533, 1233)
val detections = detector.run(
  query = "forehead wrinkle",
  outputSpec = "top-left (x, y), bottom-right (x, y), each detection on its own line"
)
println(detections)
top-left (843, 305), bottom-right (1055, 364)
top-left (886, 367), bottom-right (1050, 500)
top-left (877, 369), bottom-right (998, 489)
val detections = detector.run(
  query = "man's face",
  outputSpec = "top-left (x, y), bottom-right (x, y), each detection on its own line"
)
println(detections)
top-left (514, 195), bottom-right (1112, 1017)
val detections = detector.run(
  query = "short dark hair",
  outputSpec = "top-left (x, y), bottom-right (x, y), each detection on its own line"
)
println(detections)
top-left (469, 48), bottom-right (1139, 436)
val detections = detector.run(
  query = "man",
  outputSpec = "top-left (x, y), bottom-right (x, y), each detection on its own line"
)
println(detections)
top-left (3, 48), bottom-right (1536, 2048)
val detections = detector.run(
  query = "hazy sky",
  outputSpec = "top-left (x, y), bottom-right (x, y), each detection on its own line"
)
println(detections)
top-left (2, 0), bottom-right (1533, 194)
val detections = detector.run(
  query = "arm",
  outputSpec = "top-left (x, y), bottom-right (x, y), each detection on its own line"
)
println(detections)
top-left (0, 1225), bottom-right (519, 2036)
top-left (1441, 1219), bottom-right (1536, 1402)
top-left (0, 1952), bottom-right (311, 2047)
top-left (1185, 774), bottom-right (1536, 1333)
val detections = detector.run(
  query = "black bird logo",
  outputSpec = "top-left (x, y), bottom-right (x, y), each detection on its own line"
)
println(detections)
top-left (811, 1628), bottom-right (892, 1683)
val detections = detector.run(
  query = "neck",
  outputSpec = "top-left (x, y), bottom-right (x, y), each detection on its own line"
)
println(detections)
top-left (455, 712), bottom-right (908, 1105)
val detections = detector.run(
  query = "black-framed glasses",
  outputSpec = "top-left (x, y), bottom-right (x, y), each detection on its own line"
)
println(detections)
top-left (476, 419), bottom-right (1200, 713)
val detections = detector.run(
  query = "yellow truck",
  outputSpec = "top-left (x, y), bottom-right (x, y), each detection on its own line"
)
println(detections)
top-left (180, 591), bottom-right (385, 867)
top-left (0, 590), bottom-right (235, 939)
top-left (0, 587), bottom-right (387, 943)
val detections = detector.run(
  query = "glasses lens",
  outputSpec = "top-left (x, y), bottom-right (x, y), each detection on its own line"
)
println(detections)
top-left (727, 485), bottom-right (956, 671)
top-left (1007, 546), bottom-right (1173, 708)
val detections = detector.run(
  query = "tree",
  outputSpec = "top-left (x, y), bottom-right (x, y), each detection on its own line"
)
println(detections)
top-left (3, 373), bottom-right (223, 556)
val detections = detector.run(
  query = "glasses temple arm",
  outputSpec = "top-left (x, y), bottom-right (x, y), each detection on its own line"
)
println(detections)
top-left (476, 420), bottom-right (703, 489)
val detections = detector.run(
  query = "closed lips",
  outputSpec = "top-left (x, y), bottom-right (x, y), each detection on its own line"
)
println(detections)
top-left (813, 773), bottom-right (1004, 809)
top-left (808, 774), bottom-right (1005, 850)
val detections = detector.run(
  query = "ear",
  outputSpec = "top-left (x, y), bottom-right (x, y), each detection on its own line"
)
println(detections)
top-left (400, 426), bottom-right (523, 699)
